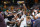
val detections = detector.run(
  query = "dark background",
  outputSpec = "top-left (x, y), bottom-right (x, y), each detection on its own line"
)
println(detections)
top-left (0, 0), bottom-right (40, 8)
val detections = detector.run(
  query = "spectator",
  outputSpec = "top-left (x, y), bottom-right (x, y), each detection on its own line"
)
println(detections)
top-left (3, 5), bottom-right (7, 12)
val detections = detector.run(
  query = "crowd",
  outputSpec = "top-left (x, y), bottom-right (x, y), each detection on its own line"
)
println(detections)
top-left (0, 3), bottom-right (40, 27)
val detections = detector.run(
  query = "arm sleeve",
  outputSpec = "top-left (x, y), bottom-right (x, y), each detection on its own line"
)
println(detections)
top-left (0, 15), bottom-right (4, 22)
top-left (33, 20), bottom-right (38, 27)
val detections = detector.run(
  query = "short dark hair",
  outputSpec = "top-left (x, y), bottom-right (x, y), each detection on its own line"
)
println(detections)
top-left (17, 14), bottom-right (20, 17)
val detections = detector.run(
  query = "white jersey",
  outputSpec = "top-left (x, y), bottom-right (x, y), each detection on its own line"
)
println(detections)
top-left (20, 14), bottom-right (27, 27)
top-left (35, 13), bottom-right (40, 18)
